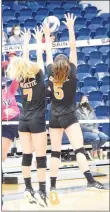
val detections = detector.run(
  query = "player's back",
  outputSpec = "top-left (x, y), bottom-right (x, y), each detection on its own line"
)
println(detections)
top-left (47, 63), bottom-right (76, 116)
top-left (19, 70), bottom-right (46, 120)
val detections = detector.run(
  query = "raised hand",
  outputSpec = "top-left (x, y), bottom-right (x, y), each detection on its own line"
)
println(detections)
top-left (62, 13), bottom-right (76, 29)
top-left (43, 23), bottom-right (51, 36)
top-left (32, 26), bottom-right (43, 42)
top-left (21, 28), bottom-right (31, 43)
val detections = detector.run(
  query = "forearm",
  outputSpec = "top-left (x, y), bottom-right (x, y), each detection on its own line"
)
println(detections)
top-left (36, 41), bottom-right (44, 71)
top-left (68, 27), bottom-right (76, 49)
top-left (68, 27), bottom-right (77, 66)
top-left (45, 35), bottom-right (53, 66)
top-left (23, 41), bottom-right (29, 61)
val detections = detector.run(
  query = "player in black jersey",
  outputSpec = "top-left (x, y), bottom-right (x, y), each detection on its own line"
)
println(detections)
top-left (7, 28), bottom-right (48, 207)
top-left (44, 13), bottom-right (107, 204)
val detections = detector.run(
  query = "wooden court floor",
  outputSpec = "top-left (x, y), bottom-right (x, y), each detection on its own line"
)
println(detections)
top-left (2, 169), bottom-right (109, 211)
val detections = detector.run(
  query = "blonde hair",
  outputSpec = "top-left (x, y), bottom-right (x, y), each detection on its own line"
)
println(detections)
top-left (53, 60), bottom-right (70, 85)
top-left (7, 56), bottom-right (40, 82)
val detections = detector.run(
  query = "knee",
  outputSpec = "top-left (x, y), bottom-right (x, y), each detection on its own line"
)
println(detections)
top-left (99, 132), bottom-right (109, 141)
top-left (36, 156), bottom-right (47, 169)
top-left (51, 151), bottom-right (61, 159)
top-left (74, 147), bottom-right (86, 157)
top-left (92, 134), bottom-right (100, 141)
top-left (22, 154), bottom-right (33, 166)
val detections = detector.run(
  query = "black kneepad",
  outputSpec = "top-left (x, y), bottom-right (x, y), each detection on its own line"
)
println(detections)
top-left (36, 156), bottom-right (47, 169)
top-left (22, 154), bottom-right (33, 166)
top-left (51, 151), bottom-right (61, 159)
top-left (75, 147), bottom-right (86, 156)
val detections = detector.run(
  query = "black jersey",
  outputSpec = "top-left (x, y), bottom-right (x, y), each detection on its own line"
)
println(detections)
top-left (19, 70), bottom-right (46, 120)
top-left (47, 63), bottom-right (77, 116)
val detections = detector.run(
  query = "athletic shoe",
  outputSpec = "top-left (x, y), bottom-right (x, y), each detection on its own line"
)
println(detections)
top-left (24, 188), bottom-right (38, 204)
top-left (50, 189), bottom-right (60, 205)
top-left (34, 190), bottom-right (49, 207)
top-left (87, 181), bottom-right (108, 191)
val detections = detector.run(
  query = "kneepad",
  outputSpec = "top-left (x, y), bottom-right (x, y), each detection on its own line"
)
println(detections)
top-left (75, 147), bottom-right (86, 156)
top-left (51, 151), bottom-right (61, 159)
top-left (36, 156), bottom-right (47, 169)
top-left (22, 154), bottom-right (33, 166)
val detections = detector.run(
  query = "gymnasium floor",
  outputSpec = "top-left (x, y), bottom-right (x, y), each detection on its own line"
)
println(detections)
top-left (2, 165), bottom-right (109, 211)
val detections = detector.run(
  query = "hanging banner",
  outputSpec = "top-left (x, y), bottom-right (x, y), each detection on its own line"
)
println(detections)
top-left (2, 38), bottom-right (110, 53)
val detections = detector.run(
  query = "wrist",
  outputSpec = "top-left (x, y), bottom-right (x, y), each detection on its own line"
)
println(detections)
top-left (37, 39), bottom-right (42, 43)
top-left (24, 41), bottom-right (29, 44)
top-left (68, 28), bottom-right (75, 34)
top-left (44, 34), bottom-right (50, 39)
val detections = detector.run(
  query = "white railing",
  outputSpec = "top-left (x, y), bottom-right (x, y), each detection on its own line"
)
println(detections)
top-left (2, 119), bottom-right (110, 125)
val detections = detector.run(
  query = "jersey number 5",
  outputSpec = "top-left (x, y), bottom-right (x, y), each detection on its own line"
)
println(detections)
top-left (54, 84), bottom-right (64, 100)
top-left (23, 88), bottom-right (32, 101)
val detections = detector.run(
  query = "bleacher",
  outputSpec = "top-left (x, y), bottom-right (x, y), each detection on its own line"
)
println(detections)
top-left (2, 0), bottom-right (110, 148)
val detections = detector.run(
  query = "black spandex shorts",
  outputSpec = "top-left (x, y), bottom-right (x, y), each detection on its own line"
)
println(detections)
top-left (2, 124), bottom-right (19, 141)
top-left (18, 117), bottom-right (46, 133)
top-left (2, 117), bottom-right (19, 141)
top-left (49, 111), bottom-right (78, 129)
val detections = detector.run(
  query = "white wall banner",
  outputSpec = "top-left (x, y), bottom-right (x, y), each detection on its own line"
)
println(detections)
top-left (2, 38), bottom-right (110, 53)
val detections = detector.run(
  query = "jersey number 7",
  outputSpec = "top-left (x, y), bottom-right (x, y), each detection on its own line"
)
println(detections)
top-left (23, 88), bottom-right (32, 101)
top-left (54, 84), bottom-right (64, 100)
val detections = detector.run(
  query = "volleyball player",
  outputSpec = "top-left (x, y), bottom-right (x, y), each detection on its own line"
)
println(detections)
top-left (2, 61), bottom-right (19, 163)
top-left (2, 62), bottom-right (20, 207)
top-left (2, 81), bottom-right (19, 162)
top-left (7, 28), bottom-right (48, 207)
top-left (44, 13), bottom-right (107, 204)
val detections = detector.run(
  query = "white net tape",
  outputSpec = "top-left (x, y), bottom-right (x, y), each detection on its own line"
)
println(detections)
top-left (2, 38), bottom-right (110, 53)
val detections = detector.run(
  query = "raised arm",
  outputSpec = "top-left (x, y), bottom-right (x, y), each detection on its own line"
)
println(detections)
top-left (21, 28), bottom-right (31, 61)
top-left (63, 13), bottom-right (77, 67)
top-left (43, 24), bottom-right (53, 66)
top-left (32, 26), bottom-right (44, 72)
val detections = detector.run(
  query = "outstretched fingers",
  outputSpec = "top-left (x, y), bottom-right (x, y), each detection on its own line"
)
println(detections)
top-left (64, 13), bottom-right (76, 21)
top-left (20, 28), bottom-right (31, 43)
top-left (33, 25), bottom-right (43, 34)
top-left (39, 25), bottom-right (43, 33)
top-left (70, 13), bottom-right (73, 20)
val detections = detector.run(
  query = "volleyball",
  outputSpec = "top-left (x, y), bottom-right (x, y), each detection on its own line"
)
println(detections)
top-left (43, 16), bottom-right (60, 32)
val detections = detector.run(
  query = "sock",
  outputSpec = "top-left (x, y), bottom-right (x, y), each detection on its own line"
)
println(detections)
top-left (2, 162), bottom-right (4, 184)
top-left (2, 170), bottom-right (3, 184)
top-left (24, 178), bottom-right (32, 189)
top-left (39, 182), bottom-right (46, 193)
top-left (50, 177), bottom-right (57, 189)
top-left (84, 170), bottom-right (95, 184)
